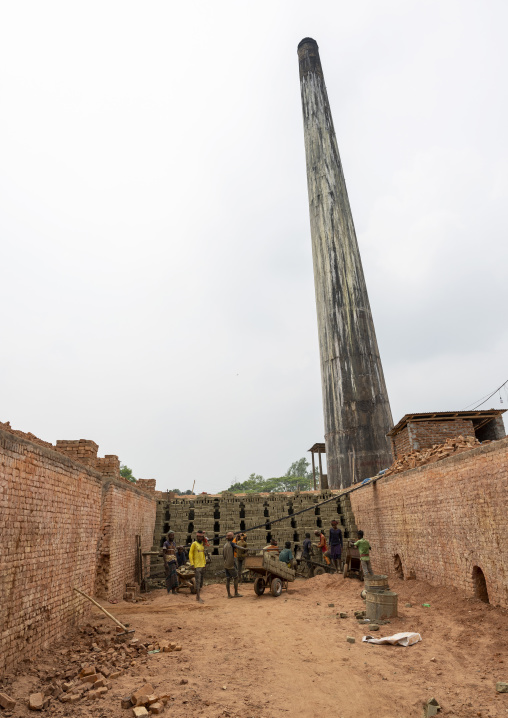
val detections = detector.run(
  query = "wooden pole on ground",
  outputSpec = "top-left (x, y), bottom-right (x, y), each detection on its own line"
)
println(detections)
top-left (73, 588), bottom-right (135, 635)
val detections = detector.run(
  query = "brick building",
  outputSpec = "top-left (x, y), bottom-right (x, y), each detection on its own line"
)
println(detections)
top-left (387, 409), bottom-right (506, 459)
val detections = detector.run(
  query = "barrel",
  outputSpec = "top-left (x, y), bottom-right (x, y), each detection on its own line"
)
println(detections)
top-left (365, 590), bottom-right (398, 621)
top-left (364, 574), bottom-right (389, 593)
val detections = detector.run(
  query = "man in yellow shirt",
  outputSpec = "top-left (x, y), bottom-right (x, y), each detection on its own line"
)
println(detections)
top-left (189, 531), bottom-right (207, 603)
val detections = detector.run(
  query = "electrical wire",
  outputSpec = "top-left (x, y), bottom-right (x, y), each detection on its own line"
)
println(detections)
top-left (469, 379), bottom-right (508, 410)
top-left (178, 474), bottom-right (385, 547)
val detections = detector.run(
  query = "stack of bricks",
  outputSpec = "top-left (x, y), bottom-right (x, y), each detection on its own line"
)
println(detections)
top-left (0, 420), bottom-right (54, 449)
top-left (151, 489), bottom-right (349, 579)
top-left (55, 439), bottom-right (99, 468)
top-left (95, 454), bottom-right (121, 480)
top-left (137, 479), bottom-right (156, 493)
top-left (349, 436), bottom-right (508, 608)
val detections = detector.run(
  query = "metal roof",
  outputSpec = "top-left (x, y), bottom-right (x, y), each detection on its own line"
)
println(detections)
top-left (308, 442), bottom-right (326, 453)
top-left (387, 409), bottom-right (506, 436)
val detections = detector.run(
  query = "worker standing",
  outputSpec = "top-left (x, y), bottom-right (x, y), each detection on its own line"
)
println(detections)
top-left (189, 531), bottom-right (207, 603)
top-left (234, 533), bottom-right (247, 582)
top-left (354, 530), bottom-right (373, 579)
top-left (162, 531), bottom-right (179, 595)
top-left (223, 532), bottom-right (243, 599)
top-left (328, 520), bottom-right (343, 573)
top-left (314, 530), bottom-right (330, 565)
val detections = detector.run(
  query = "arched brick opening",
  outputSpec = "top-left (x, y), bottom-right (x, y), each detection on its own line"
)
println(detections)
top-left (472, 566), bottom-right (489, 603)
top-left (394, 553), bottom-right (404, 579)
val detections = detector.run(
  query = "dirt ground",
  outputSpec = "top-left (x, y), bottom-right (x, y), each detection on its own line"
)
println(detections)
top-left (2, 574), bottom-right (508, 718)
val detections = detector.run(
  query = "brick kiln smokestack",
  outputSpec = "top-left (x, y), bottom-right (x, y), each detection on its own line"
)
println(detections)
top-left (297, 38), bottom-right (393, 488)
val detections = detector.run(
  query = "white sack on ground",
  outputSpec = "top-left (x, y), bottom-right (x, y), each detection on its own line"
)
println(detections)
top-left (362, 632), bottom-right (422, 646)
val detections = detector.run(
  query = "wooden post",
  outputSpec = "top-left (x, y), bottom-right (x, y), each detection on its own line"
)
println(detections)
top-left (311, 451), bottom-right (316, 490)
top-left (318, 451), bottom-right (323, 491)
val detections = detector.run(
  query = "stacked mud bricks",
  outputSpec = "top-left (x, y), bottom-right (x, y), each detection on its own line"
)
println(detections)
top-left (151, 490), bottom-right (359, 577)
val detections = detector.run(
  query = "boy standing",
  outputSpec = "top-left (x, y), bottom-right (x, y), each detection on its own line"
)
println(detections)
top-left (354, 530), bottom-right (373, 578)
top-left (189, 531), bottom-right (207, 603)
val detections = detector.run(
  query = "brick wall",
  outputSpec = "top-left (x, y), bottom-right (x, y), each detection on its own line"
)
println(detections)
top-left (349, 437), bottom-right (508, 607)
top-left (97, 481), bottom-right (156, 600)
top-left (392, 425), bottom-right (413, 458)
top-left (392, 419), bottom-right (476, 458)
top-left (0, 426), bottom-right (156, 674)
top-left (0, 429), bottom-right (103, 674)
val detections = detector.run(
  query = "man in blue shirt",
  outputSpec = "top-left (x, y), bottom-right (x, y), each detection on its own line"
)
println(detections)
top-left (279, 541), bottom-right (295, 568)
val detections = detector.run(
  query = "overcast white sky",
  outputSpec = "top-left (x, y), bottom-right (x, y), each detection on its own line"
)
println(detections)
top-left (1, 1), bottom-right (506, 493)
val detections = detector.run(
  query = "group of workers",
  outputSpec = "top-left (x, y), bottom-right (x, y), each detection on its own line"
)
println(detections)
top-left (162, 521), bottom-right (373, 603)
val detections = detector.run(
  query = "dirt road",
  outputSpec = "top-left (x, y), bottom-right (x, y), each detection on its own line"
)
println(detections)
top-left (3, 574), bottom-right (508, 717)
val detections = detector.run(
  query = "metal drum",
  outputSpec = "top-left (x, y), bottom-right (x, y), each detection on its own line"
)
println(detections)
top-left (364, 574), bottom-right (389, 593)
top-left (366, 590), bottom-right (398, 620)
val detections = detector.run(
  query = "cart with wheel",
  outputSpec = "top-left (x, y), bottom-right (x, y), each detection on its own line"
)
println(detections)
top-left (244, 552), bottom-right (295, 597)
top-left (294, 546), bottom-right (336, 578)
top-left (342, 540), bottom-right (363, 579)
top-left (176, 564), bottom-right (197, 594)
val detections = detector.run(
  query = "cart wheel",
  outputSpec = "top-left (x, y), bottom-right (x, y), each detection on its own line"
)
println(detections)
top-left (313, 566), bottom-right (326, 577)
top-left (270, 577), bottom-right (283, 597)
top-left (189, 578), bottom-right (197, 595)
top-left (343, 564), bottom-right (348, 579)
top-left (254, 577), bottom-right (266, 596)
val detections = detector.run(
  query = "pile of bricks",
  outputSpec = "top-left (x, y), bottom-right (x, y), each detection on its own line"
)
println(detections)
top-left (384, 435), bottom-right (482, 477)
top-left (122, 683), bottom-right (171, 716)
top-left (0, 420), bottom-right (53, 449)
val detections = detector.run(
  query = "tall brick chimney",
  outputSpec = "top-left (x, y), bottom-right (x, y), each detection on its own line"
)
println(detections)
top-left (297, 38), bottom-right (393, 488)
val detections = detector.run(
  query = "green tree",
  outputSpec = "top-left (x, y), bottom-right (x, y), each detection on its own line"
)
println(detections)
top-left (168, 488), bottom-right (193, 495)
top-left (224, 460), bottom-right (313, 493)
top-left (120, 464), bottom-right (136, 483)
top-left (227, 473), bottom-right (265, 493)
top-left (286, 457), bottom-right (311, 480)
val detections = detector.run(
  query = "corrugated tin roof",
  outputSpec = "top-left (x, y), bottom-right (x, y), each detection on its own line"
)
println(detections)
top-left (387, 409), bottom-right (506, 436)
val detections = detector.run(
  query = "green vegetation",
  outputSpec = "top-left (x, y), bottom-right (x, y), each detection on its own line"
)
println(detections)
top-left (120, 464), bottom-right (136, 483)
top-left (225, 457), bottom-right (314, 493)
top-left (168, 488), bottom-right (194, 495)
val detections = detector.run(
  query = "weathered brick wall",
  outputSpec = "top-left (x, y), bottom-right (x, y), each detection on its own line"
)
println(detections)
top-left (97, 481), bottom-right (156, 600)
top-left (392, 425), bottom-right (412, 458)
top-left (349, 437), bottom-right (508, 607)
top-left (392, 419), bottom-right (476, 458)
top-left (0, 426), bottom-right (157, 674)
top-left (0, 429), bottom-right (103, 675)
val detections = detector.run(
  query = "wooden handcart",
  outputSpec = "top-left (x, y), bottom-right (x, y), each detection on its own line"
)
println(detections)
top-left (244, 552), bottom-right (295, 597)
top-left (342, 540), bottom-right (363, 579)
